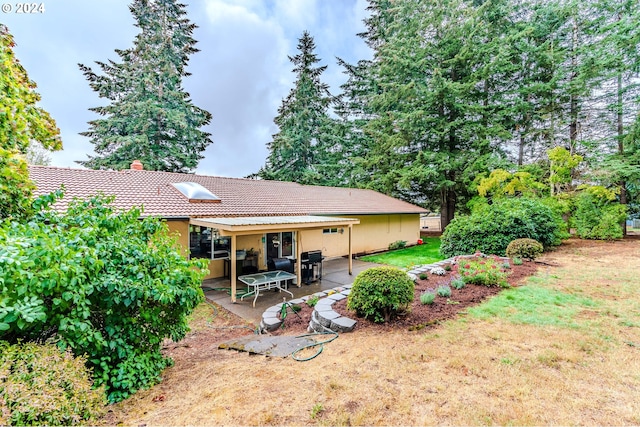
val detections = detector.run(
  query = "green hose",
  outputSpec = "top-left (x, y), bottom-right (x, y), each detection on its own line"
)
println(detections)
top-left (290, 331), bottom-right (339, 361)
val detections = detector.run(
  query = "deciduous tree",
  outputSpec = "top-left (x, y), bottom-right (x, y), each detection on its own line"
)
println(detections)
top-left (0, 24), bottom-right (61, 219)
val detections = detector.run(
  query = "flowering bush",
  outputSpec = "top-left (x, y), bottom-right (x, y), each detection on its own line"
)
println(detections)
top-left (456, 256), bottom-right (510, 288)
top-left (430, 267), bottom-right (447, 276)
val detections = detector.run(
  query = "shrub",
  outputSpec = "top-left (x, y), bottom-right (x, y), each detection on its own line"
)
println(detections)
top-left (306, 295), bottom-right (320, 307)
top-left (440, 197), bottom-right (563, 258)
top-left (573, 186), bottom-right (627, 240)
top-left (512, 257), bottom-right (523, 265)
top-left (420, 290), bottom-right (436, 305)
top-left (431, 267), bottom-right (447, 276)
top-left (419, 273), bottom-right (428, 280)
top-left (506, 238), bottom-right (544, 261)
top-left (451, 277), bottom-right (466, 290)
top-left (347, 267), bottom-right (414, 323)
top-left (0, 193), bottom-right (208, 403)
top-left (437, 285), bottom-right (452, 297)
top-left (388, 240), bottom-right (407, 250)
top-left (457, 256), bottom-right (509, 288)
top-left (0, 341), bottom-right (106, 426)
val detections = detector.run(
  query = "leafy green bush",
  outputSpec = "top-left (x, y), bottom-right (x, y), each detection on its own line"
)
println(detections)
top-left (505, 238), bottom-right (544, 261)
top-left (388, 240), bottom-right (407, 250)
top-left (0, 193), bottom-right (208, 403)
top-left (440, 197), bottom-right (563, 258)
top-left (456, 257), bottom-right (509, 288)
top-left (419, 273), bottom-right (428, 280)
top-left (573, 186), bottom-right (627, 240)
top-left (347, 267), bottom-right (414, 323)
top-left (0, 341), bottom-right (105, 426)
top-left (512, 257), bottom-right (523, 265)
top-left (420, 290), bottom-right (436, 305)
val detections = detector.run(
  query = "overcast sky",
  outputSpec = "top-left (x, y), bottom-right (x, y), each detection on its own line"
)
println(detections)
top-left (3, 0), bottom-right (371, 177)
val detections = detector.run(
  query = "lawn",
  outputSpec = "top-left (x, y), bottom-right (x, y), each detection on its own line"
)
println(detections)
top-left (359, 237), bottom-right (443, 268)
top-left (102, 238), bottom-right (640, 426)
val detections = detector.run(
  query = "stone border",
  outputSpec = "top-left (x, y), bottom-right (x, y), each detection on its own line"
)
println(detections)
top-left (260, 254), bottom-right (508, 334)
top-left (259, 285), bottom-right (357, 333)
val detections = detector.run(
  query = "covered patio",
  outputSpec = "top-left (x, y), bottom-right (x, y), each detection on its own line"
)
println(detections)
top-left (190, 215), bottom-right (360, 309)
top-left (202, 256), bottom-right (384, 324)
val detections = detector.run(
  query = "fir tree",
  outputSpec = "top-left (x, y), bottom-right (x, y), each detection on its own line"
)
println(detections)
top-left (78, 0), bottom-right (212, 173)
top-left (257, 31), bottom-right (334, 185)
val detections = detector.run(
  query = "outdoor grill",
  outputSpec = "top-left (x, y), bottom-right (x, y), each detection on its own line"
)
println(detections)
top-left (268, 257), bottom-right (294, 273)
top-left (301, 250), bottom-right (323, 284)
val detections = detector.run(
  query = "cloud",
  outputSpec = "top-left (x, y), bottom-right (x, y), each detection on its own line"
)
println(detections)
top-left (4, 0), bottom-right (371, 178)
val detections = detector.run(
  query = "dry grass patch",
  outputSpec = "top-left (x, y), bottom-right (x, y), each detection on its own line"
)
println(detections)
top-left (101, 239), bottom-right (640, 426)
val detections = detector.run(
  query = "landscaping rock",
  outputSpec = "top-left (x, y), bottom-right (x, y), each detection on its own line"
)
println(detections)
top-left (330, 316), bottom-right (357, 333)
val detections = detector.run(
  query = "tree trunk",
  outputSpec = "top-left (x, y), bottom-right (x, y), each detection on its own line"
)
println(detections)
top-left (440, 187), bottom-right (456, 231)
top-left (617, 71), bottom-right (627, 235)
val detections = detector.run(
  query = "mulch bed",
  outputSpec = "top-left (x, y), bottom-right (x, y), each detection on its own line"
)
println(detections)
top-left (273, 259), bottom-right (539, 335)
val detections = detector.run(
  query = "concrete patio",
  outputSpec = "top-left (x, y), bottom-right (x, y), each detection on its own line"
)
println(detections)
top-left (202, 257), bottom-right (384, 325)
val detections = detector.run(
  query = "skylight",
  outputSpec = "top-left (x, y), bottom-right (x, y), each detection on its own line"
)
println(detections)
top-left (171, 182), bottom-right (221, 203)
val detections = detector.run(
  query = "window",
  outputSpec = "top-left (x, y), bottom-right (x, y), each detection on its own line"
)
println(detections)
top-left (189, 226), bottom-right (229, 259)
top-left (323, 228), bottom-right (339, 234)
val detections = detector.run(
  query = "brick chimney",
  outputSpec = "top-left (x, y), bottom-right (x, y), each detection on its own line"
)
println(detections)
top-left (130, 159), bottom-right (143, 170)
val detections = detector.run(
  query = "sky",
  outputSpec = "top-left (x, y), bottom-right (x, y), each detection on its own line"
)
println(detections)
top-left (3, 0), bottom-right (372, 178)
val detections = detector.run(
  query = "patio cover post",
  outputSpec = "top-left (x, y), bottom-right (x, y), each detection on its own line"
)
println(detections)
top-left (348, 224), bottom-right (353, 275)
top-left (230, 234), bottom-right (237, 303)
top-left (296, 230), bottom-right (302, 287)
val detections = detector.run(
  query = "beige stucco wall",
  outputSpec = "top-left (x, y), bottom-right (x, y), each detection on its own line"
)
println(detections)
top-left (349, 213), bottom-right (421, 255)
top-left (165, 214), bottom-right (421, 279)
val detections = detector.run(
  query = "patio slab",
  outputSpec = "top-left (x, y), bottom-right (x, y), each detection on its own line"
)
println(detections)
top-left (203, 257), bottom-right (384, 325)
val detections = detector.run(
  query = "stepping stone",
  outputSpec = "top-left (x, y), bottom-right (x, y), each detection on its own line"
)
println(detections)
top-left (327, 293), bottom-right (346, 301)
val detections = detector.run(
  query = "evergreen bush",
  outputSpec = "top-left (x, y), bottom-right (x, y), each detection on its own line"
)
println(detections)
top-left (573, 187), bottom-right (626, 240)
top-left (506, 238), bottom-right (544, 260)
top-left (440, 197), bottom-right (563, 258)
top-left (347, 267), bottom-right (414, 323)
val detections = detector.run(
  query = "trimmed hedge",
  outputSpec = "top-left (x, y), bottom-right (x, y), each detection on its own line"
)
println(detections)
top-left (347, 267), bottom-right (414, 323)
top-left (506, 238), bottom-right (544, 260)
top-left (440, 197), bottom-right (563, 258)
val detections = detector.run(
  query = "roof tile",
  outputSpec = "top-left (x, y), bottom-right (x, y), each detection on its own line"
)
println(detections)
top-left (28, 166), bottom-right (427, 217)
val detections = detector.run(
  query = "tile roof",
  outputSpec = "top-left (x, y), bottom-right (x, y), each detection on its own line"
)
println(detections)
top-left (28, 165), bottom-right (427, 218)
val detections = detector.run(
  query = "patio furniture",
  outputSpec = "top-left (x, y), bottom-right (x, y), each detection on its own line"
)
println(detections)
top-left (238, 270), bottom-right (296, 307)
top-left (301, 250), bottom-right (324, 285)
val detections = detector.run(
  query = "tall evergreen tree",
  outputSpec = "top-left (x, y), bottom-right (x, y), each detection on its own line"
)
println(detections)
top-left (343, 0), bottom-right (514, 227)
top-left (589, 0), bottom-right (640, 224)
top-left (78, 0), bottom-right (211, 173)
top-left (0, 24), bottom-right (61, 219)
top-left (257, 31), bottom-right (334, 185)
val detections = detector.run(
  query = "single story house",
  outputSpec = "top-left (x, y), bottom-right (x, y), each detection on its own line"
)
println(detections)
top-left (29, 161), bottom-right (427, 302)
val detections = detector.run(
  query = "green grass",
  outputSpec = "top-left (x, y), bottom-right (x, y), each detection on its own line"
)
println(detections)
top-left (359, 237), bottom-right (443, 268)
top-left (466, 283), bottom-right (598, 328)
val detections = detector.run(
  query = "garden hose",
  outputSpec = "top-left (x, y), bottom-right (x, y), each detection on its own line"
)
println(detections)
top-left (290, 330), bottom-right (339, 361)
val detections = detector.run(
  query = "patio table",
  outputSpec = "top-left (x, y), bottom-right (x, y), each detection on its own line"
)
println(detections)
top-left (238, 270), bottom-right (296, 307)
